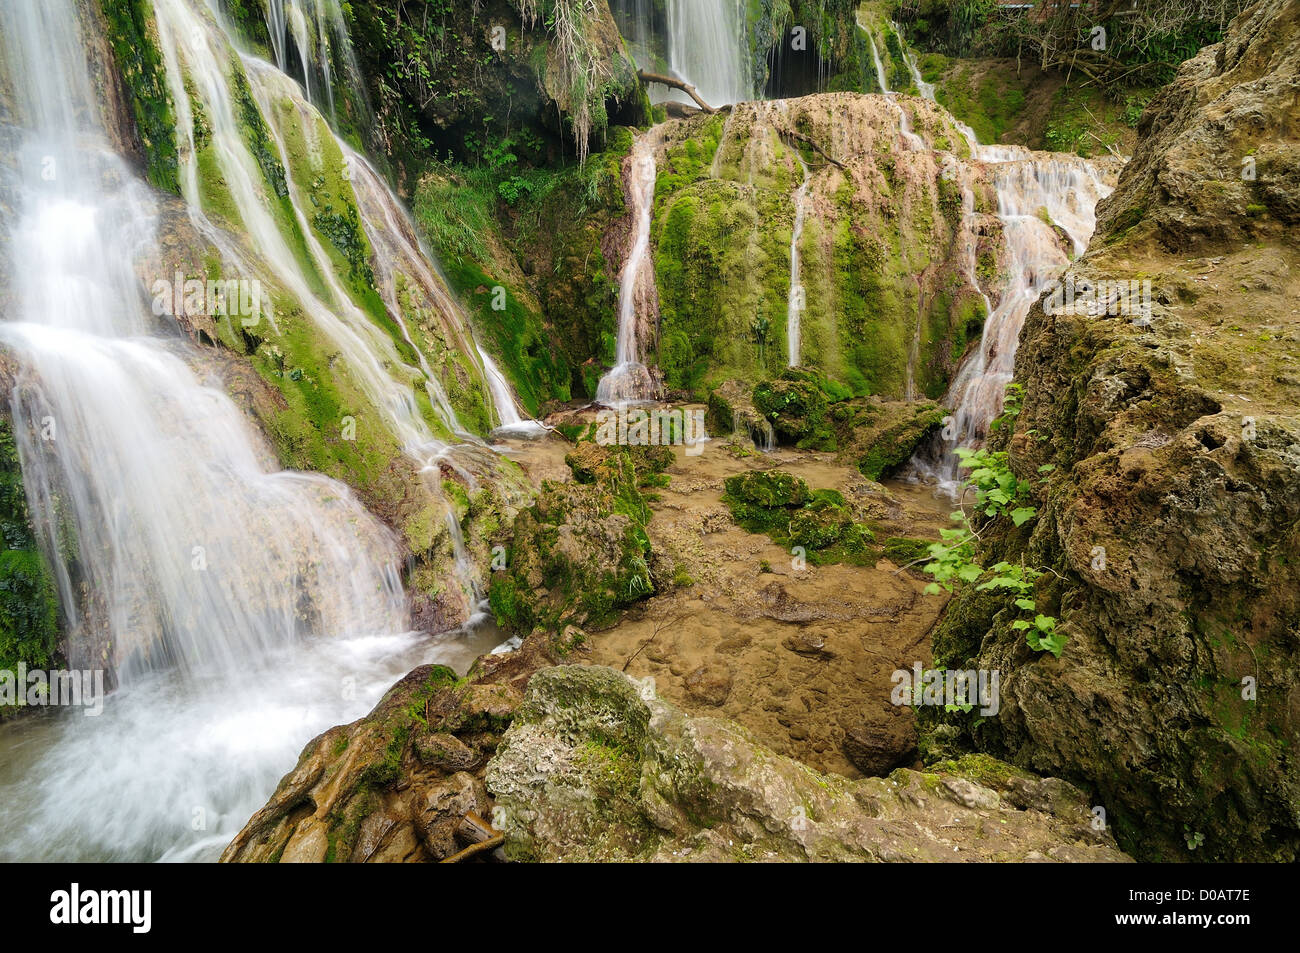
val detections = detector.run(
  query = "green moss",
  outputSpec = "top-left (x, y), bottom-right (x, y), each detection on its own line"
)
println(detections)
top-left (722, 467), bottom-right (876, 565)
top-left (99, 0), bottom-right (180, 194)
top-left (0, 419), bottom-right (60, 709)
top-left (857, 406), bottom-right (946, 481)
top-left (883, 536), bottom-right (933, 566)
top-left (934, 61), bottom-right (1027, 146)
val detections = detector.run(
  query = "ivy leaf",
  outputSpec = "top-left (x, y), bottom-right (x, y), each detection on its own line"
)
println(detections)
top-left (1010, 507), bottom-right (1038, 527)
top-left (956, 563), bottom-right (983, 583)
top-left (1014, 598), bottom-right (1036, 610)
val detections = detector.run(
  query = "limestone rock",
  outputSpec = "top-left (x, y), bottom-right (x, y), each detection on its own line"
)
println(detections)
top-left (485, 666), bottom-right (1131, 862)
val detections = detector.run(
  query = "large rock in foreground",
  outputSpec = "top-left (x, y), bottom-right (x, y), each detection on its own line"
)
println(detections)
top-left (485, 666), bottom-right (1130, 862)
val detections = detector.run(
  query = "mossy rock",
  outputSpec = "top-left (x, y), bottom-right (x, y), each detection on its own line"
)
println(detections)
top-left (753, 378), bottom-right (828, 442)
top-left (856, 406), bottom-right (947, 480)
top-left (723, 470), bottom-right (811, 508)
top-left (789, 498), bottom-right (852, 549)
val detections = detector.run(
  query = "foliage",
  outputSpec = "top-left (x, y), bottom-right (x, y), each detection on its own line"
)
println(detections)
top-left (900, 0), bottom-right (1247, 93)
top-left (921, 386), bottom-right (1065, 657)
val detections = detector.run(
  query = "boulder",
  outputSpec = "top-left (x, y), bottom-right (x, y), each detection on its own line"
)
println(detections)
top-left (485, 666), bottom-right (1131, 862)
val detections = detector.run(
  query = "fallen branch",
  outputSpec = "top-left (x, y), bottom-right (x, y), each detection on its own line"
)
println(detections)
top-left (637, 69), bottom-right (716, 113)
top-left (440, 834), bottom-right (505, 864)
top-left (622, 613), bottom-right (680, 672)
top-left (440, 812), bottom-right (507, 863)
top-left (775, 127), bottom-right (846, 171)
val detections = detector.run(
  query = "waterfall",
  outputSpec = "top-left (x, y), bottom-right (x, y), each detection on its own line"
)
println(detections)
top-left (893, 39), bottom-right (1112, 485)
top-left (664, 0), bottom-right (752, 107)
top-left (856, 16), bottom-right (1113, 486)
top-left (0, 0), bottom-right (514, 862)
top-left (260, 0), bottom-right (366, 125)
top-left (152, 0), bottom-right (530, 606)
top-left (337, 145), bottom-right (542, 436)
top-left (596, 134), bottom-right (661, 405)
top-left (786, 154), bottom-right (810, 367)
top-left (611, 0), bottom-right (753, 108)
top-left (0, 0), bottom-right (452, 861)
top-left (920, 156), bottom-right (1110, 487)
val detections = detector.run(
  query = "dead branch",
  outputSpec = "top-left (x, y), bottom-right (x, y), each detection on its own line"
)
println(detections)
top-left (637, 69), bottom-right (716, 113)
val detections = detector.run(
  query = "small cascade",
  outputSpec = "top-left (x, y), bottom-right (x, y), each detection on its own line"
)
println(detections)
top-left (737, 410), bottom-right (777, 454)
top-left (860, 20), bottom-right (925, 151)
top-left (260, 0), bottom-right (366, 124)
top-left (596, 134), bottom-right (662, 405)
top-left (786, 153), bottom-right (810, 367)
top-left (856, 15), bottom-right (1115, 488)
top-left (338, 144), bottom-right (541, 437)
top-left (613, 0), bottom-right (753, 108)
top-left (914, 155), bottom-right (1112, 487)
top-left (477, 345), bottom-right (546, 436)
top-left (896, 25), bottom-right (937, 101)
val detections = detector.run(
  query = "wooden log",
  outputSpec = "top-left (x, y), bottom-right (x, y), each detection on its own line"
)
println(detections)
top-left (636, 69), bottom-right (717, 113)
top-left (440, 811), bottom-right (507, 863)
top-left (775, 127), bottom-right (846, 171)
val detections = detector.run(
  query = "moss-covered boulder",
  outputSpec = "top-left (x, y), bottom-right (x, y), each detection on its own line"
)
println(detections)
top-left (723, 471), bottom-right (875, 565)
top-left (488, 442), bottom-right (669, 632)
top-left (484, 665), bottom-right (1131, 862)
top-left (723, 469), bottom-right (811, 509)
top-left (220, 627), bottom-right (577, 863)
top-left (753, 377), bottom-right (830, 445)
top-left (788, 496), bottom-right (852, 549)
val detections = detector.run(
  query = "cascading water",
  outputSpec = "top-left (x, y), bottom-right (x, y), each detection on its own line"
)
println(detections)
top-left (596, 134), bottom-right (661, 405)
top-left (916, 156), bottom-right (1110, 486)
top-left (338, 145), bottom-right (541, 436)
top-left (260, 0), bottom-right (366, 125)
top-left (665, 0), bottom-right (752, 107)
top-left (0, 0), bottom-right (507, 862)
top-left (153, 0), bottom-right (520, 606)
top-left (612, 0), bottom-right (753, 108)
top-left (858, 19), bottom-right (1114, 487)
top-left (786, 154), bottom-right (810, 367)
top-left (860, 19), bottom-right (925, 151)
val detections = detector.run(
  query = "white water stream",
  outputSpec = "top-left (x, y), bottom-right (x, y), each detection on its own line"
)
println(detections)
top-left (860, 17), bottom-right (1112, 486)
top-left (0, 0), bottom-right (514, 862)
top-left (786, 153), bottom-right (810, 367)
top-left (596, 134), bottom-right (661, 404)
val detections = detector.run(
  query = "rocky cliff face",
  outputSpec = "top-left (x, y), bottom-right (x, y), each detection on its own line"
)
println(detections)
top-left (926, 0), bottom-right (1300, 861)
top-left (649, 93), bottom-right (1003, 399)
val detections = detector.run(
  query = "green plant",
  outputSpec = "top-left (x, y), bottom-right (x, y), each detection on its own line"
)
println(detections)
top-left (921, 386), bottom-right (1066, 657)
